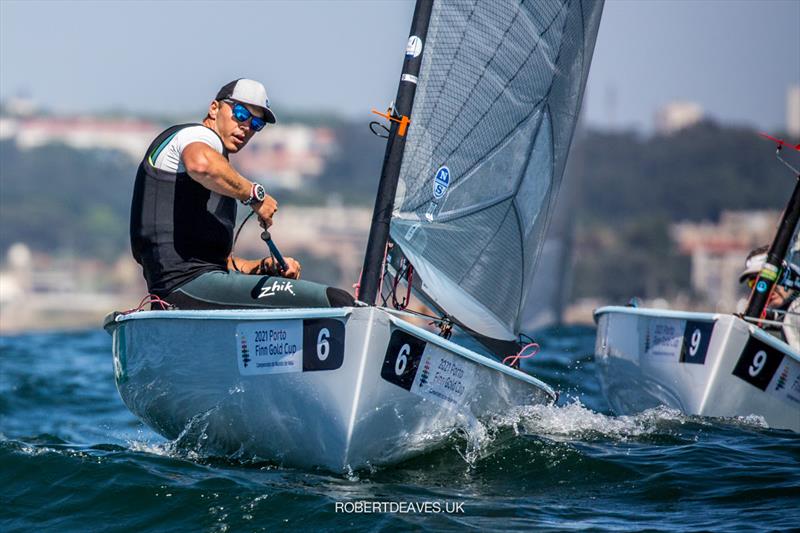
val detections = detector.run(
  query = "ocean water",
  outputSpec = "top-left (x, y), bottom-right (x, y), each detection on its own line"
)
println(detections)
top-left (1, 326), bottom-right (798, 532)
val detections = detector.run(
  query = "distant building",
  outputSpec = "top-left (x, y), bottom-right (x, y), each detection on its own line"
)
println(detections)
top-left (230, 125), bottom-right (336, 190)
top-left (8, 117), bottom-right (161, 160)
top-left (1, 113), bottom-right (338, 179)
top-left (1, 95), bottom-right (37, 117)
top-left (672, 210), bottom-right (780, 311)
top-left (654, 101), bottom-right (704, 135)
top-left (788, 85), bottom-right (800, 138)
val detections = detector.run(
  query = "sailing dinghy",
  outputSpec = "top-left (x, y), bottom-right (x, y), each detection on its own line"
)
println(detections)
top-left (106, 0), bottom-right (604, 471)
top-left (595, 137), bottom-right (800, 432)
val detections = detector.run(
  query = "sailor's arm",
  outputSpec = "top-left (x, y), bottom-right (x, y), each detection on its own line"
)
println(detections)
top-left (182, 141), bottom-right (277, 224)
top-left (227, 255), bottom-right (302, 279)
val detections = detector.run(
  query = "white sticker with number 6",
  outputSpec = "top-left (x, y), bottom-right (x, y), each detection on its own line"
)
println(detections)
top-left (689, 329), bottom-right (701, 357)
top-left (395, 344), bottom-right (410, 376)
top-left (749, 350), bottom-right (767, 377)
top-left (316, 328), bottom-right (330, 361)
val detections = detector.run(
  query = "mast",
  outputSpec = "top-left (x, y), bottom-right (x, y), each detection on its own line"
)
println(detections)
top-left (745, 146), bottom-right (800, 320)
top-left (358, 0), bottom-right (434, 305)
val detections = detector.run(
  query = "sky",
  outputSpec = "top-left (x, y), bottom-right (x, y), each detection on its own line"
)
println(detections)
top-left (1, 0), bottom-right (798, 133)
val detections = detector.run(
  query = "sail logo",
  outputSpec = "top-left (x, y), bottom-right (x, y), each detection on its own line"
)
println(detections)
top-left (258, 280), bottom-right (296, 299)
top-left (406, 35), bottom-right (423, 58)
top-left (432, 166), bottom-right (450, 200)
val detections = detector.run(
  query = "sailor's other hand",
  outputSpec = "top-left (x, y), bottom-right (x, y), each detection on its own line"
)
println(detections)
top-left (253, 194), bottom-right (277, 227)
top-left (280, 257), bottom-right (302, 279)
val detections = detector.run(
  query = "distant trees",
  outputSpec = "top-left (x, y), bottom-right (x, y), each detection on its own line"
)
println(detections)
top-left (569, 121), bottom-right (797, 302)
top-left (0, 141), bottom-right (135, 261)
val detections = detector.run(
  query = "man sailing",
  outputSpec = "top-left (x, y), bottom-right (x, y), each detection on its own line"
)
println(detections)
top-left (130, 78), bottom-right (354, 309)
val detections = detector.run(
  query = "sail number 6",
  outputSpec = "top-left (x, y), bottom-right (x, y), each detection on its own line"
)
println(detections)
top-left (395, 344), bottom-right (411, 376)
top-left (316, 328), bottom-right (330, 361)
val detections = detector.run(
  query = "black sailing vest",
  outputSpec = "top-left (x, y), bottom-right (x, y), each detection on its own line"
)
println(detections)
top-left (130, 124), bottom-right (236, 296)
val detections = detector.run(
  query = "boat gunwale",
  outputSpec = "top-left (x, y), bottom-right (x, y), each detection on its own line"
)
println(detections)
top-left (593, 305), bottom-right (800, 362)
top-left (109, 306), bottom-right (558, 401)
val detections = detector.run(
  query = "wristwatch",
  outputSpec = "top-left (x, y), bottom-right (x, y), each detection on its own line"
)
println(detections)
top-left (242, 183), bottom-right (266, 205)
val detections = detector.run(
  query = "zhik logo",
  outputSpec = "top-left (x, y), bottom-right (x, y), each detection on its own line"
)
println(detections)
top-left (258, 280), bottom-right (296, 299)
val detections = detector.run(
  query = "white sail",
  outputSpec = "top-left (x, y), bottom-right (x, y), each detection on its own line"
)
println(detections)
top-left (390, 0), bottom-right (603, 339)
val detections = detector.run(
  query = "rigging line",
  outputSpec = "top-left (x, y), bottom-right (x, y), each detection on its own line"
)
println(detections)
top-left (740, 315), bottom-right (799, 330)
top-left (229, 210), bottom-right (256, 273)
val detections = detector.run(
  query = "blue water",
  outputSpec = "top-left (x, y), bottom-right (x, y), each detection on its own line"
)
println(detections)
top-left (2, 326), bottom-right (798, 532)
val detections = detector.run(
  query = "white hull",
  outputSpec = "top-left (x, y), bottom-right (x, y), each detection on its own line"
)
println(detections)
top-left (108, 306), bottom-right (555, 471)
top-left (594, 306), bottom-right (800, 432)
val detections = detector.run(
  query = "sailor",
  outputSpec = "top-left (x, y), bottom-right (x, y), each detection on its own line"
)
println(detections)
top-left (739, 245), bottom-right (799, 349)
top-left (130, 78), bottom-right (354, 309)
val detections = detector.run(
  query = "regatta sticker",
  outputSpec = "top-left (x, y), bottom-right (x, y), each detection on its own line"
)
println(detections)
top-left (405, 35), bottom-right (423, 58)
top-left (732, 336), bottom-right (784, 391)
top-left (679, 320), bottom-right (714, 365)
top-left (769, 357), bottom-right (800, 405)
top-left (381, 329), bottom-right (475, 407)
top-left (237, 320), bottom-right (303, 375)
top-left (644, 319), bottom-right (685, 359)
top-left (411, 346), bottom-right (475, 407)
top-left (432, 166), bottom-right (450, 200)
top-left (235, 319), bottom-right (345, 376)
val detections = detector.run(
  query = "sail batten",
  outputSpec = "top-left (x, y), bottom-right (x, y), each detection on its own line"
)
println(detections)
top-left (390, 0), bottom-right (603, 339)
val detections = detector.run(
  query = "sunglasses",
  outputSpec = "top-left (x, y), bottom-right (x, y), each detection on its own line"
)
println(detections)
top-left (746, 277), bottom-right (757, 289)
top-left (223, 99), bottom-right (267, 131)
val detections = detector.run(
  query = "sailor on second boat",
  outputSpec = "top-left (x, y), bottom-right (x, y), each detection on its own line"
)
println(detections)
top-left (130, 78), bottom-right (354, 309)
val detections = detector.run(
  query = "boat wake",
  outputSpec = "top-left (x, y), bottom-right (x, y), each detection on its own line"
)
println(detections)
top-left (116, 397), bottom-right (771, 475)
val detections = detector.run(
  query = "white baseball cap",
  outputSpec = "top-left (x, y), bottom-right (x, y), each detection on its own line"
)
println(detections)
top-left (739, 250), bottom-right (767, 283)
top-left (215, 78), bottom-right (277, 124)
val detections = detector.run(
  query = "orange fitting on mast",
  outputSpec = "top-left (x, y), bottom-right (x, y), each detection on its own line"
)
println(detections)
top-left (371, 108), bottom-right (411, 137)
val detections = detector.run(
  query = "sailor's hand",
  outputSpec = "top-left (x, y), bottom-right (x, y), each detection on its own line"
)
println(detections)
top-left (280, 257), bottom-right (302, 279)
top-left (253, 194), bottom-right (278, 227)
top-left (260, 256), bottom-right (301, 279)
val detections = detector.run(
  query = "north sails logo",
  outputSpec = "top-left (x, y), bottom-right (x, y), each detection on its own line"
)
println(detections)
top-left (258, 280), bottom-right (296, 298)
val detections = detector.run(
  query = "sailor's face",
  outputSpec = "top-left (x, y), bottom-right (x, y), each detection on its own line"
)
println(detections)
top-left (209, 100), bottom-right (264, 153)
top-left (770, 285), bottom-right (790, 308)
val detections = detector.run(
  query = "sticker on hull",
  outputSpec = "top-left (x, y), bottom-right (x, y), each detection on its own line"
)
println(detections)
top-left (679, 320), bottom-right (714, 365)
top-left (644, 319), bottom-right (685, 359)
top-left (643, 318), bottom-right (715, 365)
top-left (235, 318), bottom-right (344, 376)
top-left (381, 329), bottom-right (475, 407)
top-left (732, 336), bottom-right (784, 391)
